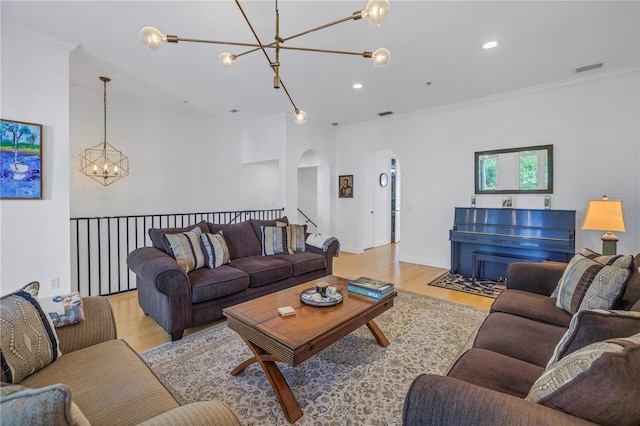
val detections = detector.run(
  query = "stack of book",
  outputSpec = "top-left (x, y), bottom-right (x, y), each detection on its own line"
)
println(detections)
top-left (347, 276), bottom-right (395, 299)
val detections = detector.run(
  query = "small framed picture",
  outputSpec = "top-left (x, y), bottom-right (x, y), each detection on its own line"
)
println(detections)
top-left (1, 118), bottom-right (43, 200)
top-left (339, 175), bottom-right (353, 198)
top-left (501, 196), bottom-right (513, 208)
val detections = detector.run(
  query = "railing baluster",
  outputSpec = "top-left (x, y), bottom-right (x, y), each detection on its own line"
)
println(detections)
top-left (70, 208), bottom-right (284, 295)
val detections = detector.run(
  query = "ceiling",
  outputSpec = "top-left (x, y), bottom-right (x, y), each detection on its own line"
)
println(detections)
top-left (2, 1), bottom-right (639, 126)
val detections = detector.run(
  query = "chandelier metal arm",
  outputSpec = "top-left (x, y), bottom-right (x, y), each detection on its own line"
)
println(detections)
top-left (233, 0), bottom-right (300, 112)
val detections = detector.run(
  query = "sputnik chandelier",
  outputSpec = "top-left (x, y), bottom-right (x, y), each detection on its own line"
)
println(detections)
top-left (79, 76), bottom-right (129, 186)
top-left (140, 0), bottom-right (391, 124)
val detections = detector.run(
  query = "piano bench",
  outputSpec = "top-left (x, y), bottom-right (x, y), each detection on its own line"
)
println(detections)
top-left (472, 251), bottom-right (546, 283)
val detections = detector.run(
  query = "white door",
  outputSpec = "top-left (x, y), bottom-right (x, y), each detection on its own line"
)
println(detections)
top-left (363, 156), bottom-right (374, 249)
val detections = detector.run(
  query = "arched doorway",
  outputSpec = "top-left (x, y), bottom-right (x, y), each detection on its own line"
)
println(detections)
top-left (364, 149), bottom-right (401, 249)
top-left (297, 149), bottom-right (330, 233)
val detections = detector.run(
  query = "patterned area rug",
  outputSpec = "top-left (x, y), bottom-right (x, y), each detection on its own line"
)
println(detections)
top-left (141, 290), bottom-right (488, 425)
top-left (429, 273), bottom-right (506, 299)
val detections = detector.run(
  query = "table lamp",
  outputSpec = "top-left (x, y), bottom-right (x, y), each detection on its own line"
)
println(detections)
top-left (581, 195), bottom-right (626, 255)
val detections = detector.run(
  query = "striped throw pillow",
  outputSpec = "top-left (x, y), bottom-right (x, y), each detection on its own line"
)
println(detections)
top-left (261, 225), bottom-right (289, 256)
top-left (200, 231), bottom-right (231, 269)
top-left (579, 248), bottom-right (634, 268)
top-left (0, 282), bottom-right (61, 383)
top-left (527, 333), bottom-right (640, 425)
top-left (554, 253), bottom-right (631, 314)
top-left (287, 224), bottom-right (307, 254)
top-left (162, 227), bottom-right (205, 273)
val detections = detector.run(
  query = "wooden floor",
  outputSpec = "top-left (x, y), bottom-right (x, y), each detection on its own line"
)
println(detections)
top-left (109, 244), bottom-right (493, 353)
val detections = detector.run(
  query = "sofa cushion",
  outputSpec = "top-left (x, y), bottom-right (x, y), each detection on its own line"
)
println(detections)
top-left (547, 309), bottom-right (640, 368)
top-left (554, 253), bottom-right (631, 315)
top-left (188, 265), bottom-right (250, 303)
top-left (526, 333), bottom-right (640, 426)
top-left (247, 216), bottom-right (288, 241)
top-left (473, 312), bottom-right (568, 367)
top-left (21, 339), bottom-right (180, 425)
top-left (261, 225), bottom-right (290, 256)
top-left (448, 348), bottom-right (544, 398)
top-left (208, 222), bottom-right (262, 259)
top-left (229, 256), bottom-right (292, 287)
top-left (490, 289), bottom-right (572, 327)
top-left (38, 292), bottom-right (85, 328)
top-left (148, 221), bottom-right (209, 254)
top-left (162, 227), bottom-right (206, 273)
top-left (1, 282), bottom-right (61, 384)
top-left (0, 382), bottom-right (90, 426)
top-left (287, 224), bottom-right (307, 253)
top-left (200, 231), bottom-right (231, 269)
top-left (614, 254), bottom-right (640, 310)
top-left (271, 252), bottom-right (327, 276)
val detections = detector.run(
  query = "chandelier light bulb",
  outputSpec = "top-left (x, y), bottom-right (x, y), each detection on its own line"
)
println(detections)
top-left (362, 0), bottom-right (391, 26)
top-left (219, 52), bottom-right (236, 68)
top-left (294, 109), bottom-right (308, 125)
top-left (372, 47), bottom-right (391, 67)
top-left (140, 26), bottom-right (166, 50)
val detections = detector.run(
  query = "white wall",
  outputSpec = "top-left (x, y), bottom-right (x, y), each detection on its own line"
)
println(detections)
top-left (1, 29), bottom-right (73, 296)
top-left (336, 69), bottom-right (640, 268)
top-left (70, 79), bottom-right (281, 217)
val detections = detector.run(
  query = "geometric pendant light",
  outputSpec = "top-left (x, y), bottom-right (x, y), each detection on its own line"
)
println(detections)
top-left (79, 76), bottom-right (129, 186)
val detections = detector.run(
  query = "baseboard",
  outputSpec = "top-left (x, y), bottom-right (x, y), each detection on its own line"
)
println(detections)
top-left (398, 254), bottom-right (449, 269)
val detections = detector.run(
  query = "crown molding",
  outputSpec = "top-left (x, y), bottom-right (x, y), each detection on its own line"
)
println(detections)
top-left (3, 23), bottom-right (78, 53)
top-left (341, 65), bottom-right (640, 131)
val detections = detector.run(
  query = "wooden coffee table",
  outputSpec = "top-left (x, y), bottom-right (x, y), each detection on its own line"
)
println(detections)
top-left (223, 275), bottom-right (396, 423)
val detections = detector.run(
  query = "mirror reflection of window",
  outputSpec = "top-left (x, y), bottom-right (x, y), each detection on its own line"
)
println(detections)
top-left (475, 145), bottom-right (552, 194)
top-left (479, 154), bottom-right (497, 191)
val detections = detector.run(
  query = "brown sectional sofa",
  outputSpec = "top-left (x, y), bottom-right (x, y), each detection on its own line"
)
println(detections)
top-left (127, 217), bottom-right (339, 340)
top-left (403, 254), bottom-right (640, 425)
top-left (1, 295), bottom-right (240, 425)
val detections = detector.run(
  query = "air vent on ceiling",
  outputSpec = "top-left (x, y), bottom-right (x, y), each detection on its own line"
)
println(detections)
top-left (378, 111), bottom-right (394, 117)
top-left (575, 63), bottom-right (603, 73)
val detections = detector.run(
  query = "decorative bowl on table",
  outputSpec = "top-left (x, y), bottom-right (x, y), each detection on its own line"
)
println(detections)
top-left (300, 288), bottom-right (343, 307)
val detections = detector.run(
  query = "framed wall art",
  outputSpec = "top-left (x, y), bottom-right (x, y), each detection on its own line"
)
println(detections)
top-left (1, 119), bottom-right (43, 200)
top-left (339, 174), bottom-right (353, 198)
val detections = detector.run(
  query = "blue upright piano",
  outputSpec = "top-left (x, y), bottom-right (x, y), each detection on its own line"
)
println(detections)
top-left (449, 207), bottom-right (576, 281)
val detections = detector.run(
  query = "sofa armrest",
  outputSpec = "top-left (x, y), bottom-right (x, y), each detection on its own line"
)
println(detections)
top-left (403, 374), bottom-right (597, 426)
top-left (127, 247), bottom-right (190, 297)
top-left (55, 296), bottom-right (117, 354)
top-left (506, 262), bottom-right (566, 295)
top-left (136, 401), bottom-right (240, 426)
top-left (306, 240), bottom-right (339, 275)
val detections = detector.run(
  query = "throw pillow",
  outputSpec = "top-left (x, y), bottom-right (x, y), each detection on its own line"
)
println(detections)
top-left (554, 253), bottom-right (631, 314)
top-left (200, 231), bottom-right (231, 269)
top-left (162, 226), bottom-right (205, 273)
top-left (526, 333), bottom-right (640, 426)
top-left (261, 225), bottom-right (289, 256)
top-left (0, 282), bottom-right (61, 384)
top-left (38, 292), bottom-right (85, 328)
top-left (148, 221), bottom-right (209, 254)
top-left (580, 248), bottom-right (634, 268)
top-left (0, 383), bottom-right (90, 426)
top-left (286, 224), bottom-right (307, 254)
top-left (547, 309), bottom-right (640, 368)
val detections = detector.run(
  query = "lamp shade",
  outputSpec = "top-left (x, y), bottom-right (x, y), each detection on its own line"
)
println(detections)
top-left (582, 199), bottom-right (626, 232)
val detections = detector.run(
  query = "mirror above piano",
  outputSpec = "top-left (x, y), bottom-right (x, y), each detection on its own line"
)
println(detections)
top-left (475, 145), bottom-right (553, 194)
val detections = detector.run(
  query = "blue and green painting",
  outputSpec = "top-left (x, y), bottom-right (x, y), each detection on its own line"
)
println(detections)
top-left (1, 119), bottom-right (42, 199)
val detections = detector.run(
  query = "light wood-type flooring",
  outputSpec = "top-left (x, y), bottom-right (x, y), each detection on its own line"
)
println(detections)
top-left (108, 244), bottom-right (493, 353)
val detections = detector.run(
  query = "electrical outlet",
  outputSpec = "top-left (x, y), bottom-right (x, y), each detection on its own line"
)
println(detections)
top-left (49, 277), bottom-right (60, 290)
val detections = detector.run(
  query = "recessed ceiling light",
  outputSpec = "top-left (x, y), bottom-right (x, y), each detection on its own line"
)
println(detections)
top-left (482, 41), bottom-right (499, 49)
top-left (352, 83), bottom-right (364, 89)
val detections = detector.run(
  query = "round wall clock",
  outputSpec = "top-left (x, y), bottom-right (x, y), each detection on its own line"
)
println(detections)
top-left (379, 173), bottom-right (389, 187)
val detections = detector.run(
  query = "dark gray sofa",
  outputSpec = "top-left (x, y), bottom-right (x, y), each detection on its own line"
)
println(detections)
top-left (403, 254), bottom-right (640, 425)
top-left (127, 218), bottom-right (338, 340)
